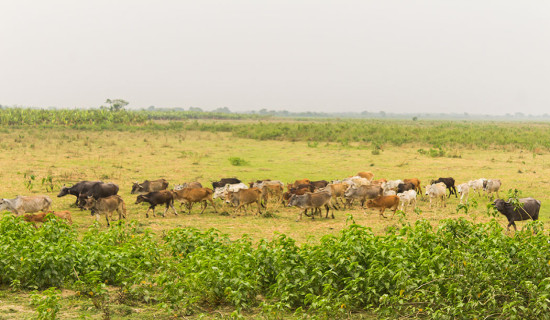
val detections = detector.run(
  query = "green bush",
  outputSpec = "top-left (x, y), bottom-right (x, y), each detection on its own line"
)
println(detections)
top-left (228, 157), bottom-right (249, 166)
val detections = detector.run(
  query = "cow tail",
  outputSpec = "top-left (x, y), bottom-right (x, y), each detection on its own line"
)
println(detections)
top-left (120, 199), bottom-right (127, 219)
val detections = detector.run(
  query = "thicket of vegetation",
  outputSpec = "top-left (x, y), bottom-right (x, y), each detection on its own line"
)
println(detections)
top-left (2, 108), bottom-right (550, 150)
top-left (2, 214), bottom-right (550, 319)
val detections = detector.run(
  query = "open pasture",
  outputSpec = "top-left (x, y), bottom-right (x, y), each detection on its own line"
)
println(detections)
top-left (2, 121), bottom-right (550, 319)
top-left (0, 124), bottom-right (548, 241)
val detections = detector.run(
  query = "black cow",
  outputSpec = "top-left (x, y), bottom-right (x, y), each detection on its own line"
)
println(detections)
top-left (135, 190), bottom-right (177, 218)
top-left (57, 181), bottom-right (102, 206)
top-left (493, 198), bottom-right (541, 231)
top-left (212, 178), bottom-right (241, 189)
top-left (78, 182), bottom-right (119, 207)
top-left (397, 182), bottom-right (415, 194)
top-left (430, 177), bottom-right (457, 198)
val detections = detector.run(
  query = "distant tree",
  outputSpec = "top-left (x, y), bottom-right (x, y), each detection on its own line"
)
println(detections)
top-left (189, 107), bottom-right (203, 112)
top-left (148, 105), bottom-right (155, 110)
top-left (412, 116), bottom-right (418, 121)
top-left (213, 107), bottom-right (231, 113)
top-left (103, 99), bottom-right (128, 111)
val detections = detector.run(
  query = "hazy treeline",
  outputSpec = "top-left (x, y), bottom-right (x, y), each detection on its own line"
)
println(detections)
top-left (2, 107), bottom-right (550, 150)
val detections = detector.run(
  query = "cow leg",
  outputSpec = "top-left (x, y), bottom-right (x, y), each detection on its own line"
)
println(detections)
top-left (256, 200), bottom-right (262, 215)
top-left (391, 204), bottom-right (398, 218)
top-left (170, 201), bottom-right (178, 216)
top-left (105, 212), bottom-right (110, 227)
top-left (199, 201), bottom-right (207, 215)
top-left (379, 208), bottom-right (387, 218)
top-left (209, 199), bottom-right (218, 213)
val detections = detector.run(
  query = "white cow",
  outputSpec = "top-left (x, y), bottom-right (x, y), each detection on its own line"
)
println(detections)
top-left (383, 180), bottom-right (404, 194)
top-left (425, 183), bottom-right (447, 208)
top-left (213, 183), bottom-right (249, 200)
top-left (484, 179), bottom-right (501, 200)
top-left (467, 178), bottom-right (487, 196)
top-left (0, 195), bottom-right (52, 215)
top-left (397, 190), bottom-right (417, 212)
top-left (457, 183), bottom-right (470, 204)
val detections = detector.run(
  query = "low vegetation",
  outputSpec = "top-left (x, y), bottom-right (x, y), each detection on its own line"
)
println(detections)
top-left (1, 215), bottom-right (549, 319)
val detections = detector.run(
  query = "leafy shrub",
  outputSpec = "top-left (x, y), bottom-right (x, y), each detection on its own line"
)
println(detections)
top-left (229, 157), bottom-right (249, 166)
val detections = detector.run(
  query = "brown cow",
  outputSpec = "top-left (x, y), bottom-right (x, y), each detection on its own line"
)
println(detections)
top-left (287, 179), bottom-right (311, 190)
top-left (23, 211), bottom-right (73, 227)
top-left (172, 188), bottom-right (217, 214)
top-left (404, 178), bottom-right (422, 195)
top-left (135, 190), bottom-right (177, 218)
top-left (357, 172), bottom-right (374, 180)
top-left (226, 188), bottom-right (263, 215)
top-left (84, 195), bottom-right (127, 226)
top-left (365, 195), bottom-right (400, 218)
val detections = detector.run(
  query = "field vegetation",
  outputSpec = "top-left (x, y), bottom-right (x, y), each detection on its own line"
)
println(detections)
top-left (0, 110), bottom-right (550, 318)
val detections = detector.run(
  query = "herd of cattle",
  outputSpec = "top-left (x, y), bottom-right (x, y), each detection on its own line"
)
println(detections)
top-left (0, 172), bottom-right (542, 231)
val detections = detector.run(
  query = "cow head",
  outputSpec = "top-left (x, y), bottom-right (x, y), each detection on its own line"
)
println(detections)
top-left (82, 196), bottom-right (96, 210)
top-left (344, 186), bottom-right (357, 197)
top-left (135, 195), bottom-right (146, 204)
top-left (492, 199), bottom-right (506, 212)
top-left (57, 186), bottom-right (70, 197)
top-left (0, 199), bottom-right (8, 211)
top-left (131, 182), bottom-right (143, 194)
top-left (286, 194), bottom-right (297, 207)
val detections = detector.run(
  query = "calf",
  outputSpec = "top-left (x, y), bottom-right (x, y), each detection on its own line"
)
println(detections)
top-left (484, 179), bottom-right (502, 200)
top-left (365, 195), bottom-right (400, 218)
top-left (287, 191), bottom-right (333, 221)
top-left (84, 195), bottom-right (127, 227)
top-left (226, 188), bottom-right (263, 215)
top-left (172, 188), bottom-right (217, 214)
top-left (57, 181), bottom-right (102, 206)
top-left (0, 195), bottom-right (52, 215)
top-left (344, 185), bottom-right (383, 208)
top-left (131, 179), bottom-right (169, 194)
top-left (425, 183), bottom-right (447, 208)
top-left (325, 183), bottom-right (349, 209)
top-left (23, 211), bottom-right (73, 226)
top-left (457, 183), bottom-right (470, 204)
top-left (212, 178), bottom-right (241, 189)
top-left (135, 190), bottom-right (177, 218)
top-left (403, 178), bottom-right (422, 195)
top-left (430, 177), bottom-right (457, 198)
top-left (397, 190), bottom-right (417, 212)
top-left (493, 198), bottom-right (541, 231)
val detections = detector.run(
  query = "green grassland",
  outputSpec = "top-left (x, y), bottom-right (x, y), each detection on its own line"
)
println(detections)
top-left (1, 119), bottom-right (550, 319)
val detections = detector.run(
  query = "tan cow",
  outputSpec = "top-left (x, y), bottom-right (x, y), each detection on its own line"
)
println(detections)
top-left (226, 188), bottom-right (263, 215)
top-left (357, 171), bottom-right (374, 181)
top-left (172, 188), bottom-right (217, 214)
top-left (84, 195), bottom-right (127, 227)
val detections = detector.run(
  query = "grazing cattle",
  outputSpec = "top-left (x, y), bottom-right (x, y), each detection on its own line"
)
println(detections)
top-left (23, 211), bottom-right (73, 226)
top-left (212, 178), bottom-right (242, 189)
top-left (366, 195), bottom-right (400, 218)
top-left (226, 188), bottom-right (263, 215)
top-left (213, 183), bottom-right (249, 200)
top-left (468, 178), bottom-right (487, 196)
top-left (344, 185), bottom-right (383, 208)
top-left (493, 198), bottom-right (541, 231)
top-left (484, 179), bottom-right (502, 200)
top-left (457, 183), bottom-right (470, 204)
top-left (174, 182), bottom-right (203, 191)
top-left (135, 190), bottom-right (177, 218)
top-left (57, 181), bottom-right (102, 206)
top-left (430, 177), bottom-right (457, 198)
top-left (173, 188), bottom-right (217, 214)
top-left (78, 182), bottom-right (119, 207)
top-left (425, 183), bottom-right (447, 208)
top-left (287, 191), bottom-right (333, 221)
top-left (84, 195), bottom-right (127, 227)
top-left (131, 179), bottom-right (169, 194)
top-left (396, 182), bottom-right (415, 194)
top-left (397, 190), bottom-right (417, 212)
top-left (357, 171), bottom-right (374, 181)
top-left (0, 195), bottom-right (52, 215)
top-left (403, 178), bottom-right (422, 195)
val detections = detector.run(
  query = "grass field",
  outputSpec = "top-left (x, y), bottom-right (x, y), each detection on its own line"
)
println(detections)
top-left (1, 122), bottom-right (549, 319)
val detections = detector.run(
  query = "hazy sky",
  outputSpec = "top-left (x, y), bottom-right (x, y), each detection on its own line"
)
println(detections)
top-left (1, 1), bottom-right (549, 114)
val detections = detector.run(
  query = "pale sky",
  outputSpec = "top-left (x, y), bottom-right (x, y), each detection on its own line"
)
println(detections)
top-left (1, 1), bottom-right (549, 114)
